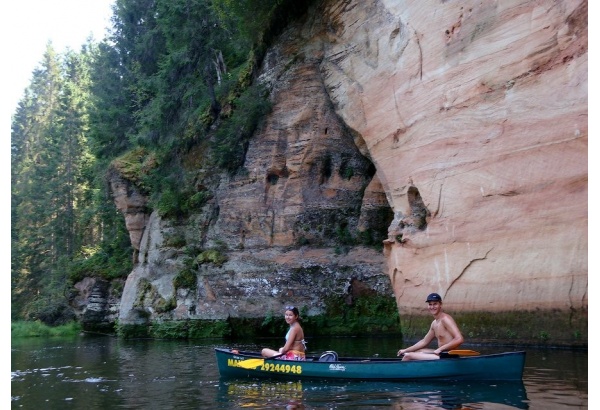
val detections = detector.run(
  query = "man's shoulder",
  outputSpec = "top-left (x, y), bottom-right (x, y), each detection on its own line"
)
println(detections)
top-left (437, 312), bottom-right (456, 323)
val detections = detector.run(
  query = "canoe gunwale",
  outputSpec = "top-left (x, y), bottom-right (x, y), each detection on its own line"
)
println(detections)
top-left (214, 348), bottom-right (526, 381)
top-left (217, 348), bottom-right (523, 362)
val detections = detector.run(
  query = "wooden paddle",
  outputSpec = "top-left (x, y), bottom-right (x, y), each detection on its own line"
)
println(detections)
top-left (398, 349), bottom-right (481, 358)
top-left (236, 353), bottom-right (285, 369)
top-left (442, 349), bottom-right (481, 357)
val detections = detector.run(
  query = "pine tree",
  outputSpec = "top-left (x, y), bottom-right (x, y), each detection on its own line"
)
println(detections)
top-left (11, 43), bottom-right (65, 319)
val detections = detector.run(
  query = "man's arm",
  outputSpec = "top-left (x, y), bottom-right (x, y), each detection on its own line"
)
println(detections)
top-left (397, 326), bottom-right (436, 355)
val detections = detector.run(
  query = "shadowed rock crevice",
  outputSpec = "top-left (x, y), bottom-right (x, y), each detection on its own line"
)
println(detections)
top-left (386, 185), bottom-right (430, 244)
top-left (406, 186), bottom-right (430, 231)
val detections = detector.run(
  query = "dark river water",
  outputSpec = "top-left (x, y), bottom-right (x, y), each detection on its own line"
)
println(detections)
top-left (11, 335), bottom-right (587, 409)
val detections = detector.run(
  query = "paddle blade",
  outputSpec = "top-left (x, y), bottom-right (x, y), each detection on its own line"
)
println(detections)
top-left (447, 349), bottom-right (481, 356)
top-left (236, 358), bottom-right (265, 369)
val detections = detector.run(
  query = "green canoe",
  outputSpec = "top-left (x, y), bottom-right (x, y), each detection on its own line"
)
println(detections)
top-left (214, 348), bottom-right (525, 381)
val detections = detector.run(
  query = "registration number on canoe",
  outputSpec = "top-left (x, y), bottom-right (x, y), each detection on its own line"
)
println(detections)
top-left (260, 363), bottom-right (303, 374)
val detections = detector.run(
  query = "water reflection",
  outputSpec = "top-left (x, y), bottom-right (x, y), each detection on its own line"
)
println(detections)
top-left (219, 379), bottom-right (305, 408)
top-left (523, 348), bottom-right (588, 409)
top-left (217, 378), bottom-right (529, 409)
top-left (12, 336), bottom-right (586, 409)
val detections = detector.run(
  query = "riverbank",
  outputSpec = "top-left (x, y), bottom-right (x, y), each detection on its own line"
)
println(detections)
top-left (11, 321), bottom-right (82, 338)
top-left (12, 305), bottom-right (587, 349)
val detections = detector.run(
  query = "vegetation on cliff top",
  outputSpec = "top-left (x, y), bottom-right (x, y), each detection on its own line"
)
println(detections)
top-left (11, 0), bottom-right (315, 324)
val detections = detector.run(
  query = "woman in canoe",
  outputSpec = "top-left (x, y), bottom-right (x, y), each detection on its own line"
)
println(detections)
top-left (261, 306), bottom-right (307, 360)
top-left (397, 293), bottom-right (464, 361)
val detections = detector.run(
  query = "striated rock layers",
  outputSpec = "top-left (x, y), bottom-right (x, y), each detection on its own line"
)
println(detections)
top-left (314, 0), bottom-right (587, 314)
top-left (105, 0), bottom-right (586, 328)
top-left (113, 11), bottom-right (396, 324)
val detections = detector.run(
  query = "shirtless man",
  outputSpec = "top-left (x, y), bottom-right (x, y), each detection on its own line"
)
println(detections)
top-left (397, 293), bottom-right (464, 361)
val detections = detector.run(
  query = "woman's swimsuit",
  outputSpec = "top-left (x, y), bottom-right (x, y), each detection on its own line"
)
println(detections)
top-left (283, 327), bottom-right (307, 361)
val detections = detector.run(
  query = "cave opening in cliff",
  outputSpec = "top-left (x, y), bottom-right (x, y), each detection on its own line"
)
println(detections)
top-left (407, 186), bottom-right (430, 230)
top-left (319, 154), bottom-right (333, 184)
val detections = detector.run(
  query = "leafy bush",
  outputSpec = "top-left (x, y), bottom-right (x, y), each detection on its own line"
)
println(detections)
top-left (155, 187), bottom-right (185, 218)
top-left (187, 320), bottom-right (231, 338)
top-left (163, 233), bottom-right (187, 248)
top-left (68, 250), bottom-right (133, 283)
top-left (111, 147), bottom-right (158, 189)
top-left (154, 297), bottom-right (177, 313)
top-left (188, 191), bottom-right (211, 208)
top-left (260, 310), bottom-right (287, 336)
top-left (67, 223), bottom-right (133, 284)
top-left (21, 297), bottom-right (76, 326)
top-left (195, 249), bottom-right (228, 267)
top-left (11, 320), bottom-right (82, 338)
top-left (173, 269), bottom-right (198, 291)
top-left (134, 278), bottom-right (153, 308)
top-left (301, 295), bottom-right (401, 336)
top-left (152, 184), bottom-right (213, 219)
top-left (212, 83), bottom-right (272, 171)
top-left (149, 320), bottom-right (231, 339)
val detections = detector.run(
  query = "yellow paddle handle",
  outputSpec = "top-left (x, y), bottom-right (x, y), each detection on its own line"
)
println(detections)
top-left (447, 349), bottom-right (481, 356)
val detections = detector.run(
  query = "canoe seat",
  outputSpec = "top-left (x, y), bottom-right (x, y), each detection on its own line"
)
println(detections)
top-left (318, 351), bottom-right (338, 362)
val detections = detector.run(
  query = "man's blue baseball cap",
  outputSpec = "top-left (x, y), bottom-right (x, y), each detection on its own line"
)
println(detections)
top-left (426, 293), bottom-right (442, 302)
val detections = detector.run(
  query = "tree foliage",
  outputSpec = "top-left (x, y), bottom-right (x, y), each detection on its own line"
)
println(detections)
top-left (10, 42), bottom-right (122, 322)
top-left (11, 0), bottom-right (314, 323)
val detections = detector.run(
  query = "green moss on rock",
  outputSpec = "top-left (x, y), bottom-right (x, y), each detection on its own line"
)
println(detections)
top-left (302, 295), bottom-right (401, 336)
top-left (400, 309), bottom-right (587, 347)
top-left (117, 323), bottom-right (150, 339)
top-left (173, 269), bottom-right (197, 291)
top-left (195, 249), bottom-right (227, 267)
top-left (149, 320), bottom-right (231, 339)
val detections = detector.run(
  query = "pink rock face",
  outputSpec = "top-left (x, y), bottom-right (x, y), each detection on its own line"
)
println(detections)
top-left (110, 0), bottom-right (587, 322)
top-left (317, 0), bottom-right (587, 312)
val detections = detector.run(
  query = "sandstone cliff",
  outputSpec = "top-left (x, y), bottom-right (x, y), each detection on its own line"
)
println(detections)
top-left (314, 0), bottom-right (587, 314)
top-left (100, 0), bottom-right (586, 328)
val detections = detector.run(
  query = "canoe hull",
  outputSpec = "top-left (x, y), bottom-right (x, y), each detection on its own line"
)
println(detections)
top-left (215, 348), bottom-right (525, 381)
